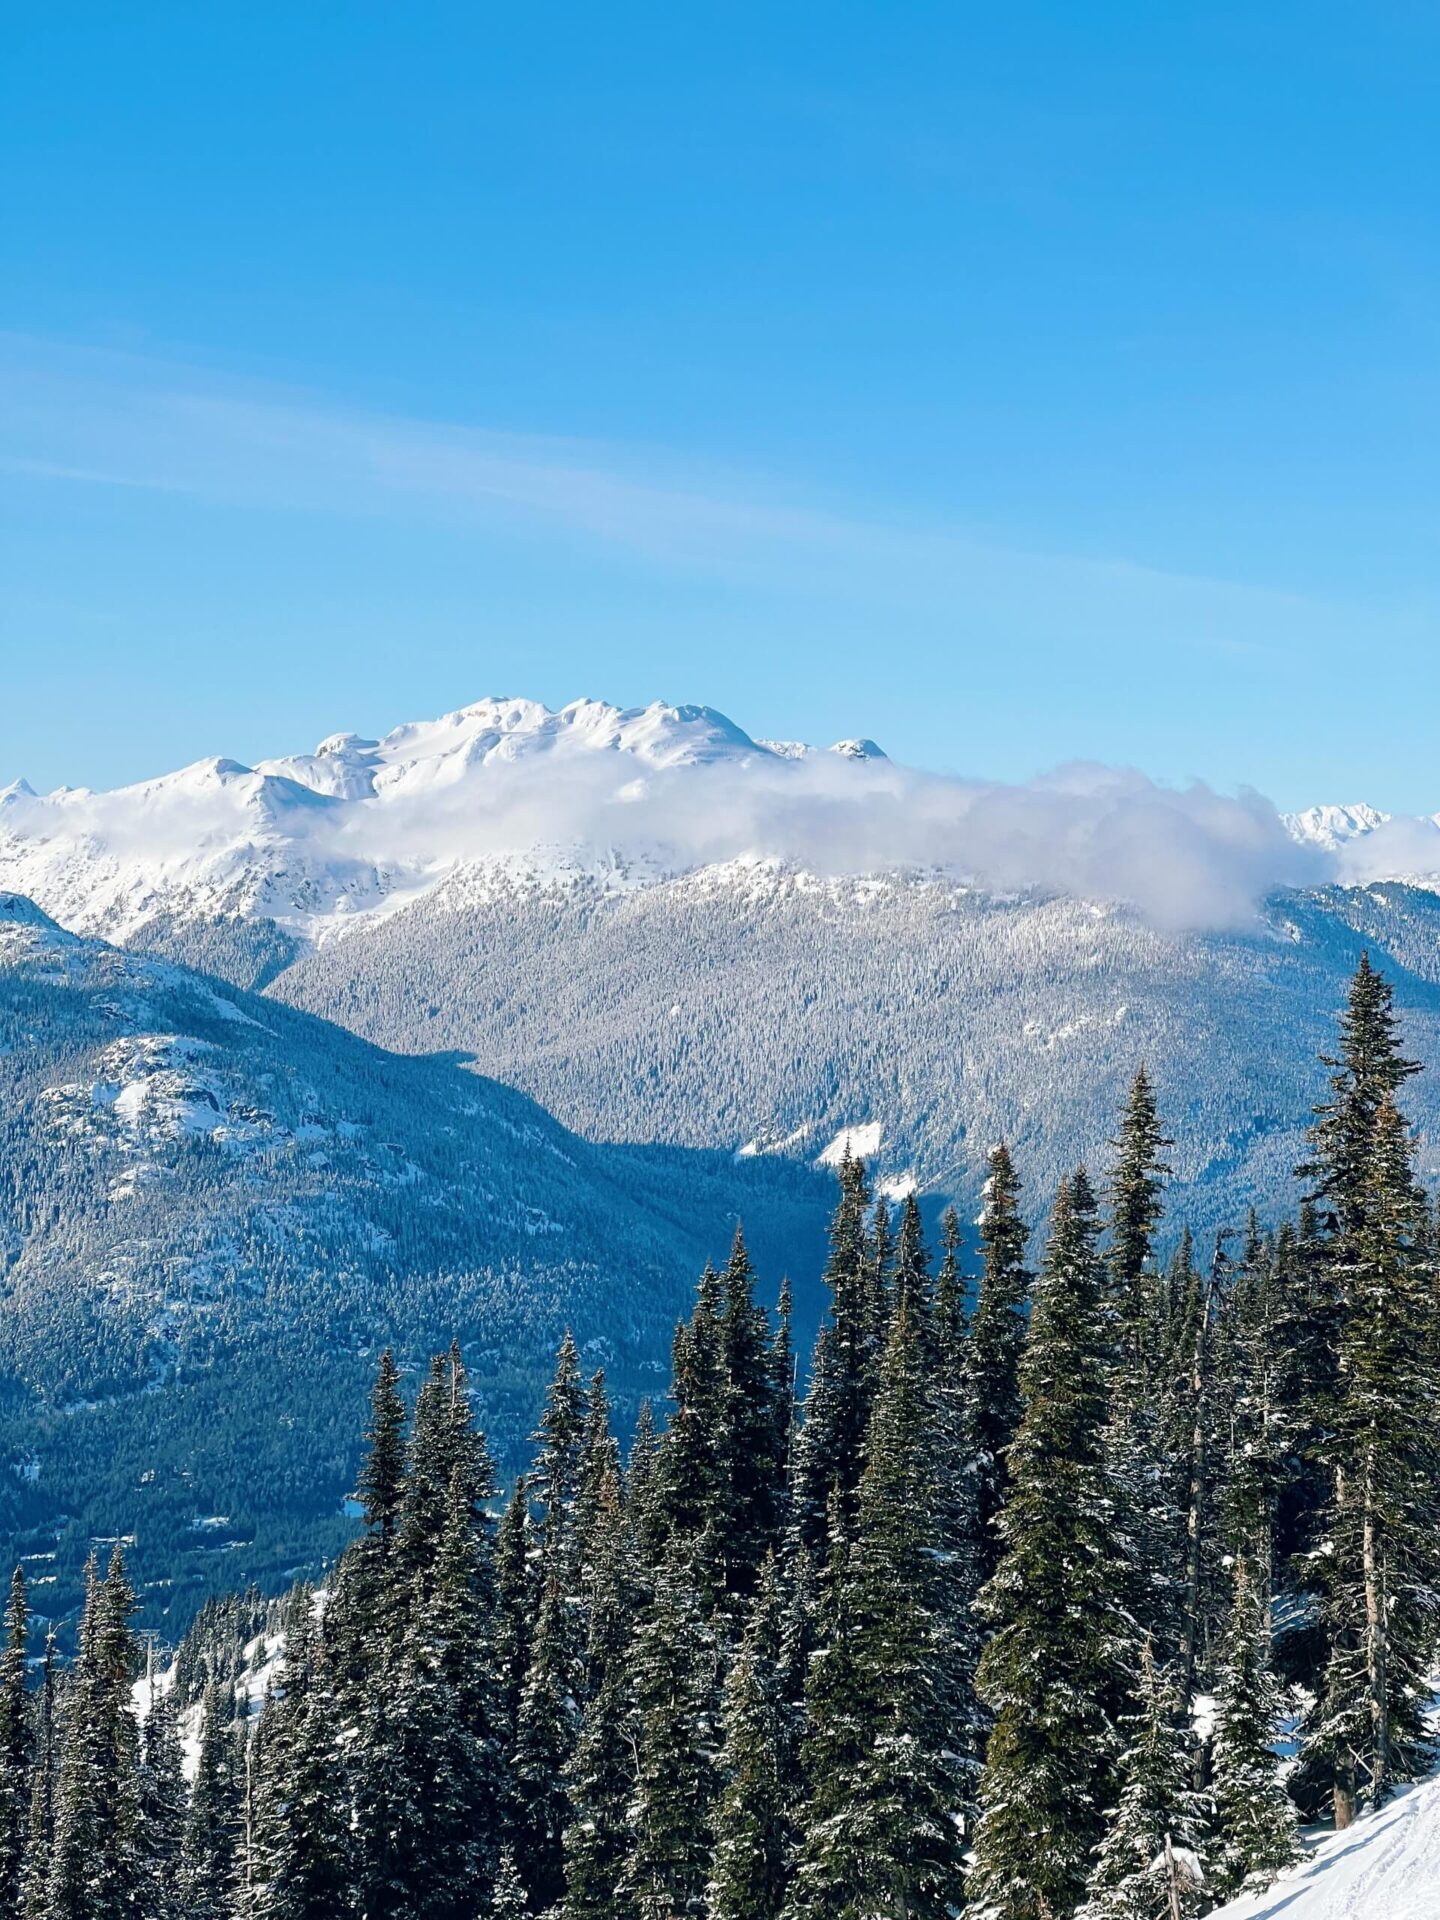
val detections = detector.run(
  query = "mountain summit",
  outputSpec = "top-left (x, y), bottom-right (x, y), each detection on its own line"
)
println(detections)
top-left (0, 695), bottom-right (904, 945)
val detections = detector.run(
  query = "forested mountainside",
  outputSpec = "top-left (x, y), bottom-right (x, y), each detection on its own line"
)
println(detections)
top-left (0, 894), bottom-right (830, 1638)
top-left (8, 954), bottom-right (1439, 1920)
top-left (269, 871), bottom-right (1440, 1231)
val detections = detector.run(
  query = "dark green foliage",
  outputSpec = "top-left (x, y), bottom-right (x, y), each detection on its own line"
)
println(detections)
top-left (511, 1576), bottom-right (581, 1911)
top-left (961, 1145), bottom-right (1031, 1592)
top-left (1299, 957), bottom-right (1440, 1817)
top-left (1079, 1643), bottom-right (1212, 1920)
top-left (46, 1551), bottom-right (142, 1920)
top-left (621, 1547), bottom-right (722, 1920)
top-left (492, 1484), bottom-right (536, 1776)
top-left (561, 1654), bottom-right (637, 1920)
top-left (357, 1349), bottom-right (408, 1546)
top-left (1210, 1557), bottom-right (1300, 1901)
top-left (184, 1680), bottom-right (243, 1919)
top-left (788, 1298), bottom-right (967, 1920)
top-left (135, 1683), bottom-right (187, 1920)
top-left (0, 1570), bottom-right (29, 1917)
top-left (969, 1172), bottom-right (1138, 1920)
top-left (16, 961), bottom-right (1440, 1920)
top-left (248, 1623), bottom-right (355, 1920)
top-left (791, 1154), bottom-right (875, 1555)
top-left (714, 1229), bottom-right (787, 1608)
top-left (708, 1560), bottom-right (790, 1920)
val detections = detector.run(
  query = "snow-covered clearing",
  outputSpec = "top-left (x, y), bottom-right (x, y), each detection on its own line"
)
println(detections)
top-left (1209, 1774), bottom-right (1440, 1920)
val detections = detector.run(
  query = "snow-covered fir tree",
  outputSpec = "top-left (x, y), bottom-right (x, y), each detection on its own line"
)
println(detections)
top-left (1078, 1640), bottom-right (1212, 1920)
top-left (1209, 1554), bottom-right (1301, 1901)
top-left (969, 1170), bottom-right (1139, 1920)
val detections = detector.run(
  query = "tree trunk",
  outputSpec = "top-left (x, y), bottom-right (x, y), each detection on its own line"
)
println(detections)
top-left (1334, 1766), bottom-right (1357, 1830)
top-left (1163, 1831), bottom-right (1184, 1920)
top-left (1361, 1448), bottom-right (1389, 1804)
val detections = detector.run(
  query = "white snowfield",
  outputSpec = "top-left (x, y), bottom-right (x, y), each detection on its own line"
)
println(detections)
top-left (1208, 1778), bottom-right (1440, 1920)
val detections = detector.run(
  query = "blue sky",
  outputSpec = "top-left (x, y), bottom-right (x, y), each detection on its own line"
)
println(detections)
top-left (2, 3), bottom-right (1437, 807)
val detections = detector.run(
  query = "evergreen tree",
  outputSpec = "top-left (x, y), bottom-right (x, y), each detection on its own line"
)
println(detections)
top-left (962, 1144), bottom-right (1031, 1591)
top-left (533, 1330), bottom-right (590, 1583)
top-left (791, 1154), bottom-right (875, 1553)
top-left (494, 1477), bottom-right (537, 1753)
top-left (512, 1574), bottom-right (582, 1912)
top-left (771, 1274), bottom-right (797, 1508)
top-left (562, 1648), bottom-right (637, 1920)
top-left (184, 1679), bottom-right (243, 1919)
top-left (0, 1570), bottom-right (29, 1918)
top-left (19, 1630), bottom-right (55, 1920)
top-left (393, 1354), bottom-right (452, 1600)
top-left (1078, 1642), bottom-right (1211, 1920)
top-left (708, 1558), bottom-right (790, 1920)
top-left (248, 1632), bottom-right (354, 1920)
top-left (1166, 1233), bottom-right (1230, 1710)
top-left (392, 1341), bottom-right (498, 1637)
top-left (625, 1399), bottom-right (666, 1576)
top-left (1210, 1557), bottom-right (1300, 1902)
top-left (1300, 957), bottom-right (1440, 1821)
top-left (357, 1348), bottom-right (409, 1547)
top-left (1105, 1067), bottom-right (1171, 1362)
top-left (716, 1227), bottom-right (787, 1608)
top-left (492, 1846), bottom-right (529, 1920)
top-left (1103, 1073), bottom-right (1174, 1647)
top-left (353, 1617), bottom-right (491, 1920)
top-left (621, 1547), bottom-right (721, 1920)
top-left (135, 1683), bottom-right (187, 1920)
top-left (575, 1370), bottom-right (622, 1615)
top-left (788, 1297), bottom-right (966, 1920)
top-left (969, 1171), bottom-right (1137, 1920)
top-left (47, 1550), bottom-right (143, 1920)
top-left (655, 1271), bottom-right (726, 1587)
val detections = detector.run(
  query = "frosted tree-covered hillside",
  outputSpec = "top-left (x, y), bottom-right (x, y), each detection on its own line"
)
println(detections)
top-left (0, 892), bottom-right (830, 1633)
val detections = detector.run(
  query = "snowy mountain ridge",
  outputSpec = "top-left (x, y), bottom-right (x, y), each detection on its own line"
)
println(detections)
top-left (1, 690), bottom-right (1384, 950)
top-left (0, 696), bottom-right (903, 945)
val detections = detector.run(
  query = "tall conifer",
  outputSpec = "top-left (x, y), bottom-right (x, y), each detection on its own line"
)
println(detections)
top-left (969, 1171), bottom-right (1136, 1920)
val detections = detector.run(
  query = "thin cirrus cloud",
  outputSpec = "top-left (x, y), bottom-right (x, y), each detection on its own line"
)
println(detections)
top-left (0, 329), bottom-right (1387, 660)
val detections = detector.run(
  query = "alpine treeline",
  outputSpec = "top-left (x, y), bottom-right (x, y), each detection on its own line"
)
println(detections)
top-left (6, 954), bottom-right (1440, 1919)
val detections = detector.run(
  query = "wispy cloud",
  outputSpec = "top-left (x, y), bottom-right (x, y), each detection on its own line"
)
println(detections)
top-left (0, 330), bottom-right (1377, 657)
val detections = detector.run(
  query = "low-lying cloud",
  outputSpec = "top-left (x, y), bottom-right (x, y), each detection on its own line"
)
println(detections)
top-left (1335, 816), bottom-right (1440, 887)
top-left (2, 723), bottom-right (1333, 935)
top-left (323, 750), bottom-right (1325, 933)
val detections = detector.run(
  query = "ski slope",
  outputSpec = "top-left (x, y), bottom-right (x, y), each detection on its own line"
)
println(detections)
top-left (1209, 1775), bottom-right (1440, 1920)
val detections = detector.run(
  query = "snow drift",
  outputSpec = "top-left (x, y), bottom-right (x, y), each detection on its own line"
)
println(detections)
top-left (1208, 1776), bottom-right (1440, 1920)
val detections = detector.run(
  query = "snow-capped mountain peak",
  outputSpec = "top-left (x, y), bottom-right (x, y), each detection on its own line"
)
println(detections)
top-left (1283, 801), bottom-right (1391, 851)
top-left (0, 695), bottom-right (843, 944)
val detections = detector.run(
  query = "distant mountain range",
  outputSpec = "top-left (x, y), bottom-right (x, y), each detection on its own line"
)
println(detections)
top-left (0, 697), bottom-right (893, 949)
top-left (8, 696), bottom-right (1440, 1218)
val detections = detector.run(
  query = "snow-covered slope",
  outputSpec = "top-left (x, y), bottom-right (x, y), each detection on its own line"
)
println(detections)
top-left (17, 693), bottom-right (1440, 1229)
top-left (1209, 1778), bottom-right (1440, 1920)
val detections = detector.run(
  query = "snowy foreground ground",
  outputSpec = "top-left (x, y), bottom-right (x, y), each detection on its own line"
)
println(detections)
top-left (1209, 1775), bottom-right (1440, 1920)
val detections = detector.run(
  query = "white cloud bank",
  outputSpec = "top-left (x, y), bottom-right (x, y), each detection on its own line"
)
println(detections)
top-left (1, 699), bottom-right (1330, 937)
